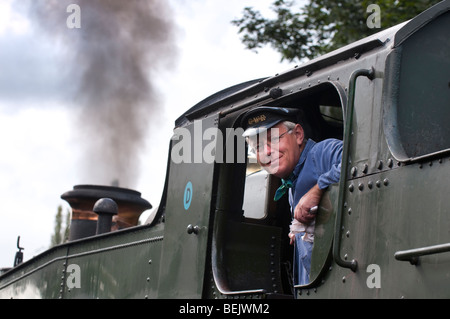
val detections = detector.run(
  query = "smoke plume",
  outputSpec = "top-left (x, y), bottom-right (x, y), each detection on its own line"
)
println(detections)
top-left (30, 0), bottom-right (178, 188)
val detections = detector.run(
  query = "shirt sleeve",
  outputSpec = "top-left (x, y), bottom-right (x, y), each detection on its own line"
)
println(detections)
top-left (312, 139), bottom-right (343, 190)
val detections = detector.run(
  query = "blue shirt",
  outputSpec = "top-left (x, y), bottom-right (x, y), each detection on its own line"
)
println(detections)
top-left (288, 139), bottom-right (343, 210)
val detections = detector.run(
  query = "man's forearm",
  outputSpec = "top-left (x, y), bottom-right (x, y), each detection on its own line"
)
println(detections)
top-left (294, 184), bottom-right (324, 224)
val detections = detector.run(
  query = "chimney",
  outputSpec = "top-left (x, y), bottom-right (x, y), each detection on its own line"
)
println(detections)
top-left (61, 185), bottom-right (152, 241)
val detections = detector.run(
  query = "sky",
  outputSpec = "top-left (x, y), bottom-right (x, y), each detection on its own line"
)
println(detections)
top-left (0, 0), bottom-right (295, 268)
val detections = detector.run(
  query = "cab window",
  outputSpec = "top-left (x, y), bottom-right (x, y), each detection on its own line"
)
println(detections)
top-left (240, 82), bottom-right (345, 291)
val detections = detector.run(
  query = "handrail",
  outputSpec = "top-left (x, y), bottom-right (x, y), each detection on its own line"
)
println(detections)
top-left (394, 243), bottom-right (450, 265)
top-left (332, 67), bottom-right (375, 272)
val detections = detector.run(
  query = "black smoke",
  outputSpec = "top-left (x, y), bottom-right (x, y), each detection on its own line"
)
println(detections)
top-left (29, 0), bottom-right (178, 188)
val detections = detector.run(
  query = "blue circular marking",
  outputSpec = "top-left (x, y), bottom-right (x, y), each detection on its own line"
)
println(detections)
top-left (184, 181), bottom-right (193, 210)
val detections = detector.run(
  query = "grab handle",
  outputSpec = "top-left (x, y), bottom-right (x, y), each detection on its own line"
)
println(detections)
top-left (333, 68), bottom-right (375, 272)
top-left (395, 243), bottom-right (450, 265)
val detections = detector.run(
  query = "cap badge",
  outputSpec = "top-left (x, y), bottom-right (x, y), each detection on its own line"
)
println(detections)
top-left (248, 114), bottom-right (266, 126)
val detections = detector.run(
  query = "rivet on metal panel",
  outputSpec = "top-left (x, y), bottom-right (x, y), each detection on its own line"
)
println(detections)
top-left (377, 160), bottom-right (383, 170)
top-left (388, 158), bottom-right (394, 168)
top-left (383, 179), bottom-right (389, 186)
top-left (363, 164), bottom-right (368, 174)
top-left (349, 184), bottom-right (354, 192)
top-left (368, 181), bottom-right (373, 189)
top-left (358, 183), bottom-right (364, 191)
top-left (351, 167), bottom-right (357, 177)
top-left (376, 180), bottom-right (381, 188)
top-left (187, 224), bottom-right (200, 235)
top-left (269, 87), bottom-right (282, 99)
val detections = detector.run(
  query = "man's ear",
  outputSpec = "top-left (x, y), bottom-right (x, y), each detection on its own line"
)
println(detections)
top-left (293, 124), bottom-right (305, 146)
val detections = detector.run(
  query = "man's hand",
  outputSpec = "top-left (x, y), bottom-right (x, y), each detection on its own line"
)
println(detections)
top-left (294, 184), bottom-right (324, 224)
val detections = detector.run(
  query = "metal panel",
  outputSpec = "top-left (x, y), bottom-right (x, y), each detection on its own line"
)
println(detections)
top-left (0, 246), bottom-right (68, 299)
top-left (61, 225), bottom-right (164, 299)
top-left (157, 115), bottom-right (218, 298)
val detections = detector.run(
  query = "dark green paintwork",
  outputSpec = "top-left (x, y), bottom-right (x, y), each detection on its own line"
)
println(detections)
top-left (1, 2), bottom-right (449, 299)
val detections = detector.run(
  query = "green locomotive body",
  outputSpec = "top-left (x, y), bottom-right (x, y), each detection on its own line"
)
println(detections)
top-left (1, 1), bottom-right (449, 299)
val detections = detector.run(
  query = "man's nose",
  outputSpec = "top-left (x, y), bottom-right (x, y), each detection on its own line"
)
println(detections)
top-left (263, 142), bottom-right (272, 155)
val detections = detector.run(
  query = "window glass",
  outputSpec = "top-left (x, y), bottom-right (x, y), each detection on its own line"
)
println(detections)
top-left (386, 13), bottom-right (450, 160)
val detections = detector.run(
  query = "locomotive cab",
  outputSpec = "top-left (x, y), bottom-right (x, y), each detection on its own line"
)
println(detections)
top-left (208, 81), bottom-right (345, 297)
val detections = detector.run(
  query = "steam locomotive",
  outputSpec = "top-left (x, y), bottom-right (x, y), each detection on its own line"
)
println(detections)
top-left (1, 1), bottom-right (449, 299)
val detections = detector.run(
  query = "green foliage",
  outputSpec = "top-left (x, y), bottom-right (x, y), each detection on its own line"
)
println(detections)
top-left (50, 205), bottom-right (71, 247)
top-left (232, 0), bottom-right (442, 62)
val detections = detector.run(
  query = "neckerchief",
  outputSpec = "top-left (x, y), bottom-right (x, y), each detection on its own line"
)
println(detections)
top-left (274, 173), bottom-right (295, 201)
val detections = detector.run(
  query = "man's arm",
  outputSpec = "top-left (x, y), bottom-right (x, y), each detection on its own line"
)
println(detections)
top-left (295, 139), bottom-right (343, 224)
top-left (294, 184), bottom-right (323, 224)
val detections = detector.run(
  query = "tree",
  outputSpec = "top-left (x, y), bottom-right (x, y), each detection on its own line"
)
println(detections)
top-left (50, 205), bottom-right (71, 247)
top-left (232, 0), bottom-right (442, 62)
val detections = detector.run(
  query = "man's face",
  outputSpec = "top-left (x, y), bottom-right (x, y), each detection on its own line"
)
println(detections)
top-left (248, 123), bottom-right (304, 179)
